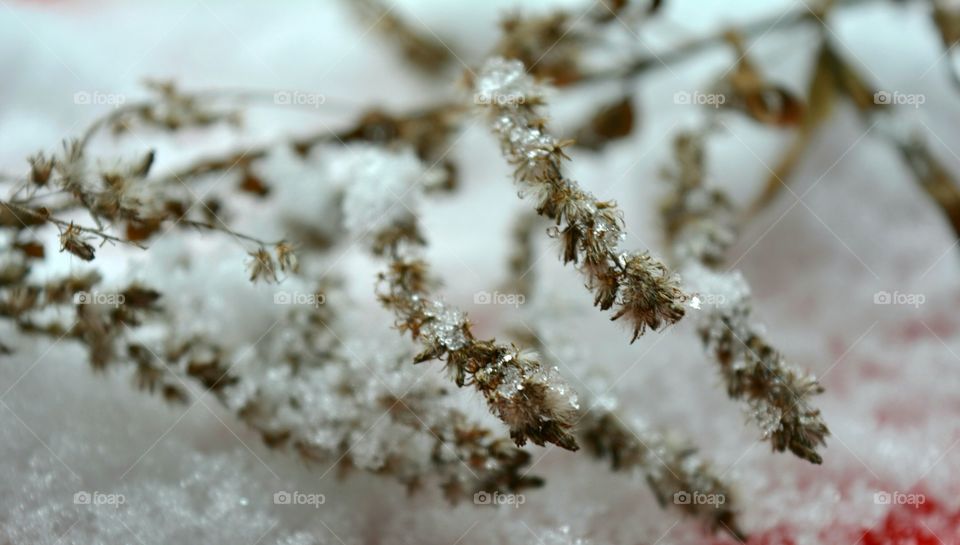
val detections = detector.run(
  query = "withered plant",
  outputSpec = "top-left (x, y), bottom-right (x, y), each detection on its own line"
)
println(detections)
top-left (3, 0), bottom-right (958, 539)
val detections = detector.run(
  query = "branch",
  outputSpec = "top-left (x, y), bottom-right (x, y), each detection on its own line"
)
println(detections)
top-left (0, 200), bottom-right (145, 251)
top-left (473, 58), bottom-right (688, 342)
top-left (661, 130), bottom-right (829, 464)
top-left (326, 144), bottom-right (582, 451)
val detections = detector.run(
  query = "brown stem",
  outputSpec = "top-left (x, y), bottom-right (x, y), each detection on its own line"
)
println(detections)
top-left (0, 200), bottom-right (145, 249)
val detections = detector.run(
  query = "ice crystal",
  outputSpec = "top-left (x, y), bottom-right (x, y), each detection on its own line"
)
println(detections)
top-left (420, 300), bottom-right (468, 351)
top-left (475, 57), bottom-right (541, 107)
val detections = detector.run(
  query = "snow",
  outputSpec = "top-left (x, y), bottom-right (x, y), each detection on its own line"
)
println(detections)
top-left (3, 0), bottom-right (960, 544)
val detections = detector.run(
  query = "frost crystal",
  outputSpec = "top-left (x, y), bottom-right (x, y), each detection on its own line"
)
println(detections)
top-left (493, 114), bottom-right (557, 165)
top-left (475, 57), bottom-right (541, 107)
top-left (420, 300), bottom-right (468, 351)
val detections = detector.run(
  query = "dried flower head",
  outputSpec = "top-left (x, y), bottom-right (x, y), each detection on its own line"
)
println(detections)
top-left (59, 223), bottom-right (96, 261)
top-left (28, 152), bottom-right (55, 187)
top-left (378, 260), bottom-right (581, 450)
top-left (612, 252), bottom-right (688, 341)
top-left (246, 247), bottom-right (277, 284)
top-left (53, 139), bottom-right (88, 196)
top-left (275, 241), bottom-right (299, 274)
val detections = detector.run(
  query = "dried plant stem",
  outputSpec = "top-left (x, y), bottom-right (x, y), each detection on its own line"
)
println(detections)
top-left (349, 0), bottom-right (455, 74)
top-left (0, 200), bottom-right (145, 249)
top-left (474, 58), bottom-right (688, 342)
top-left (893, 135), bottom-right (960, 238)
top-left (1, 267), bottom-right (540, 501)
top-left (512, 326), bottom-right (744, 538)
top-left (188, 319), bottom-right (543, 502)
top-left (4, 99), bottom-right (465, 265)
top-left (377, 256), bottom-right (581, 451)
top-left (379, 400), bottom-right (545, 500)
top-left (575, 0), bottom-right (888, 86)
top-left (832, 47), bottom-right (960, 244)
top-left (578, 408), bottom-right (744, 539)
top-left (0, 198), bottom-right (281, 260)
top-left (662, 131), bottom-right (829, 464)
top-left (348, 146), bottom-right (581, 451)
top-left (744, 37), bottom-right (960, 250)
top-left (79, 86), bottom-right (354, 148)
top-left (178, 219), bottom-right (282, 248)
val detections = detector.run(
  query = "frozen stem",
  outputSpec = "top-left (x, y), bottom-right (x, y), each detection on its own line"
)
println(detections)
top-left (473, 57), bottom-right (688, 343)
top-left (662, 130), bottom-right (829, 464)
top-left (578, 407), bottom-right (744, 539)
top-left (511, 326), bottom-right (743, 537)
top-left (343, 145), bottom-right (582, 451)
top-left (378, 258), bottom-right (581, 451)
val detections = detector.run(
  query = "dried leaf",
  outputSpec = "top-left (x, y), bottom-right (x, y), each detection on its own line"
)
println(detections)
top-left (125, 219), bottom-right (162, 242)
top-left (497, 12), bottom-right (583, 85)
top-left (13, 240), bottom-right (45, 260)
top-left (742, 87), bottom-right (805, 126)
top-left (133, 149), bottom-right (155, 178)
top-left (723, 31), bottom-right (805, 126)
top-left (352, 0), bottom-right (454, 75)
top-left (122, 285), bottom-right (162, 309)
top-left (573, 95), bottom-right (636, 150)
top-left (238, 170), bottom-right (270, 197)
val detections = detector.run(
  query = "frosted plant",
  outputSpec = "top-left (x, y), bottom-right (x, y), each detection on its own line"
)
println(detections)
top-left (4, 1), bottom-right (960, 542)
top-left (0, 60), bottom-right (820, 540)
top-left (213, 301), bottom-right (544, 501)
top-left (511, 320), bottom-right (744, 538)
top-left (3, 239), bottom-right (541, 501)
top-left (472, 57), bottom-right (830, 465)
top-left (661, 130), bottom-right (829, 464)
top-left (379, 258), bottom-right (584, 454)
top-left (352, 141), bottom-right (744, 536)
top-left (577, 406), bottom-right (743, 538)
top-left (473, 57), bottom-right (688, 343)
top-left (331, 144), bottom-right (583, 451)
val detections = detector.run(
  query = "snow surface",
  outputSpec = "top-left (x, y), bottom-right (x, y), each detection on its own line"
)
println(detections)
top-left (2, 0), bottom-right (960, 544)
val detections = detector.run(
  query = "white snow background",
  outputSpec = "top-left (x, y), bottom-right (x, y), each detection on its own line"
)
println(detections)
top-left (2, 0), bottom-right (960, 544)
